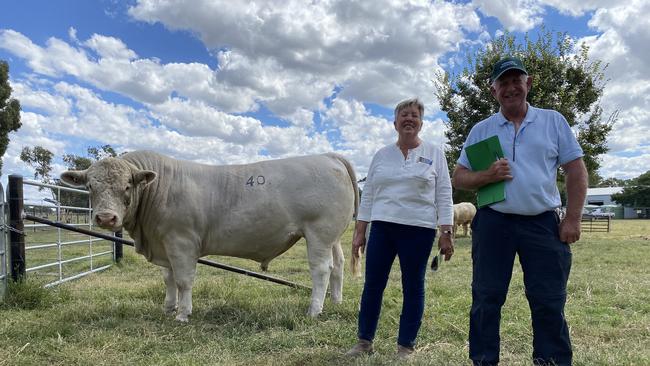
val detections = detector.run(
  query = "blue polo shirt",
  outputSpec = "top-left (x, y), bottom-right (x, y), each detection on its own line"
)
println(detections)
top-left (457, 104), bottom-right (583, 215)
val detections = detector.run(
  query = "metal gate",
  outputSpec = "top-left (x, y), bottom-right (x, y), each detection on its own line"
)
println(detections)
top-left (0, 183), bottom-right (7, 299)
top-left (9, 176), bottom-right (115, 287)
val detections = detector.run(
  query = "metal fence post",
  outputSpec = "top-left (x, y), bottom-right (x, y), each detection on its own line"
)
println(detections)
top-left (8, 175), bottom-right (25, 281)
top-left (0, 183), bottom-right (7, 299)
top-left (114, 230), bottom-right (123, 263)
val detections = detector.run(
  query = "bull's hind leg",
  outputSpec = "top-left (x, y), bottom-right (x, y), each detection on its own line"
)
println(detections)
top-left (161, 267), bottom-right (178, 315)
top-left (329, 239), bottom-right (344, 304)
top-left (304, 230), bottom-right (335, 317)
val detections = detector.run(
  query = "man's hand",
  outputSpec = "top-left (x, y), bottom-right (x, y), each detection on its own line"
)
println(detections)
top-left (438, 234), bottom-right (454, 261)
top-left (561, 157), bottom-right (587, 245)
top-left (488, 158), bottom-right (513, 182)
top-left (453, 160), bottom-right (513, 191)
top-left (559, 217), bottom-right (581, 244)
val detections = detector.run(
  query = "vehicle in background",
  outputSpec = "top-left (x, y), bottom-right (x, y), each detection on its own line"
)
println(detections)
top-left (582, 207), bottom-right (615, 219)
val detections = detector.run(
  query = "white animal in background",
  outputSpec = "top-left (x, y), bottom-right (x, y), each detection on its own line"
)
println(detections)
top-left (453, 202), bottom-right (477, 237)
top-left (61, 151), bottom-right (358, 321)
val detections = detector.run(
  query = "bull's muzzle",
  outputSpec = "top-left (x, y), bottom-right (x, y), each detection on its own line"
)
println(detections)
top-left (94, 211), bottom-right (119, 229)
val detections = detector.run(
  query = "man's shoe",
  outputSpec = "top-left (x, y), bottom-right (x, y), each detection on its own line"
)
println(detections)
top-left (396, 344), bottom-right (415, 359)
top-left (344, 339), bottom-right (374, 357)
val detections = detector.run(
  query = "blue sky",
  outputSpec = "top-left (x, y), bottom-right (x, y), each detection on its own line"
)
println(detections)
top-left (1, 0), bottom-right (649, 200)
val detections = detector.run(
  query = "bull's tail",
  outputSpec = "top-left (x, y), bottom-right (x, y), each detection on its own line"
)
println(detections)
top-left (326, 153), bottom-right (361, 277)
top-left (350, 232), bottom-right (362, 277)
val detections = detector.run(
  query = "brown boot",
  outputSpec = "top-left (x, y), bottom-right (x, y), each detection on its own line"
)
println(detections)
top-left (344, 339), bottom-right (374, 357)
top-left (396, 344), bottom-right (414, 359)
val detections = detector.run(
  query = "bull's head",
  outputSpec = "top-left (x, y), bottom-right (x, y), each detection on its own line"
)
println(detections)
top-left (60, 158), bottom-right (156, 231)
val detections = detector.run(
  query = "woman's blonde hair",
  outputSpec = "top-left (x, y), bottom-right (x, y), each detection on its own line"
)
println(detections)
top-left (394, 98), bottom-right (424, 120)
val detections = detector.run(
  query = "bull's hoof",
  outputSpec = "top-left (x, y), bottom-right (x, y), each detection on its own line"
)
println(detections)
top-left (306, 307), bottom-right (322, 318)
top-left (163, 306), bottom-right (177, 315)
top-left (175, 313), bottom-right (190, 322)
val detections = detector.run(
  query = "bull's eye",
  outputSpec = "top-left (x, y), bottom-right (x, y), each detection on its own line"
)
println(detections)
top-left (124, 195), bottom-right (131, 207)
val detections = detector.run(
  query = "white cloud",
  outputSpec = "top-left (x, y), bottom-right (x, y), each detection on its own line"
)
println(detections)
top-left (149, 98), bottom-right (267, 142)
top-left (279, 108), bottom-right (315, 129)
top-left (572, 0), bottom-right (650, 178)
top-left (600, 152), bottom-right (650, 181)
top-left (539, 0), bottom-right (616, 17)
top-left (584, 0), bottom-right (650, 75)
top-left (83, 33), bottom-right (138, 60)
top-left (12, 81), bottom-right (72, 116)
top-left (2, 80), bottom-right (333, 177)
top-left (2, 0), bottom-right (483, 119)
top-left (473, 0), bottom-right (544, 32)
top-left (0, 30), bottom-right (61, 76)
top-left (604, 106), bottom-right (650, 155)
top-left (263, 126), bottom-right (332, 157)
top-left (127, 0), bottom-right (481, 115)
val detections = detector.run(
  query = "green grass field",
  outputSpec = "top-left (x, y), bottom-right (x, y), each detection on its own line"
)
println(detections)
top-left (1, 220), bottom-right (649, 365)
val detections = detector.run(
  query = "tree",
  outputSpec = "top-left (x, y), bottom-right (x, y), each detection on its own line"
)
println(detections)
top-left (597, 177), bottom-right (629, 188)
top-left (611, 171), bottom-right (650, 207)
top-left (0, 60), bottom-right (22, 175)
top-left (435, 30), bottom-right (615, 203)
top-left (20, 146), bottom-right (54, 183)
top-left (62, 154), bottom-right (93, 171)
top-left (87, 144), bottom-right (118, 161)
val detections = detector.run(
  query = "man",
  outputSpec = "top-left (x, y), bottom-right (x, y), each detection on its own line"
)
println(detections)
top-left (453, 56), bottom-right (588, 366)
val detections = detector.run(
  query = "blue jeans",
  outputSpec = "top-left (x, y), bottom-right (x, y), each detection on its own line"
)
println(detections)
top-left (469, 208), bottom-right (572, 366)
top-left (357, 220), bottom-right (436, 347)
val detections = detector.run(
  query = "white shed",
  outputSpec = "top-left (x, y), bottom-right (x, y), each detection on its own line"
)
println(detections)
top-left (585, 187), bottom-right (638, 219)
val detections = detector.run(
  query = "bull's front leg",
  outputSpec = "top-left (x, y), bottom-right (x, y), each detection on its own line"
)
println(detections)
top-left (172, 260), bottom-right (197, 322)
top-left (161, 267), bottom-right (178, 315)
top-left (164, 238), bottom-right (199, 322)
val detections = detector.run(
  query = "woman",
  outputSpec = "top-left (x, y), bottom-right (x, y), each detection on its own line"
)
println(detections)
top-left (346, 98), bottom-right (454, 358)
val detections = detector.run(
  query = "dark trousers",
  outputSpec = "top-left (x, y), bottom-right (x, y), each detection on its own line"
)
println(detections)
top-left (469, 208), bottom-right (572, 366)
top-left (358, 221), bottom-right (435, 347)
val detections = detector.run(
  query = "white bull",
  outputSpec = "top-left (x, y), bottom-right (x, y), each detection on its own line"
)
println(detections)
top-left (453, 202), bottom-right (477, 237)
top-left (61, 151), bottom-right (358, 321)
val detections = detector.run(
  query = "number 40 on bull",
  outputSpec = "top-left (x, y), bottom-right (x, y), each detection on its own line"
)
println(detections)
top-left (246, 175), bottom-right (266, 186)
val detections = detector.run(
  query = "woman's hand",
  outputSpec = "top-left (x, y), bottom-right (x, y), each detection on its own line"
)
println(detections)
top-left (438, 234), bottom-right (454, 261)
top-left (352, 221), bottom-right (369, 259)
top-left (352, 232), bottom-right (367, 259)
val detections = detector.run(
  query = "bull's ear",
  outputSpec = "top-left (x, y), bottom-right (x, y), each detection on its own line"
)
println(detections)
top-left (134, 169), bottom-right (157, 187)
top-left (60, 170), bottom-right (88, 188)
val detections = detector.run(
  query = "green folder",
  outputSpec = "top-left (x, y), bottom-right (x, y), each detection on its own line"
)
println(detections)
top-left (465, 135), bottom-right (506, 208)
